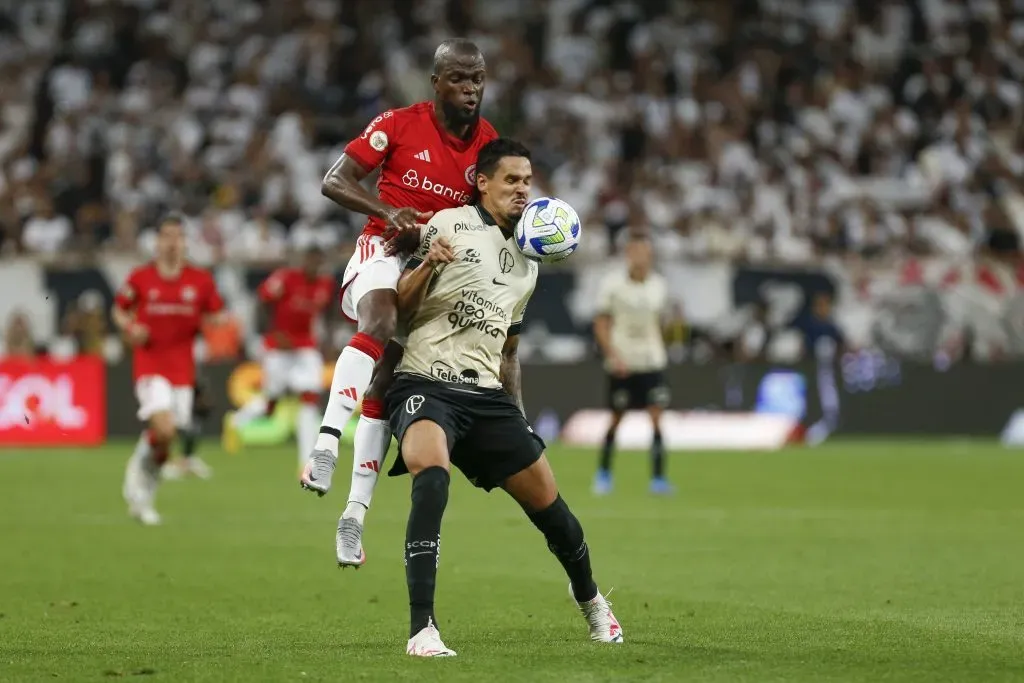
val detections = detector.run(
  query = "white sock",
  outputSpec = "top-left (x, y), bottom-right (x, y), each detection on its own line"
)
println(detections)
top-left (129, 432), bottom-right (152, 466)
top-left (296, 402), bottom-right (321, 468)
top-left (232, 396), bottom-right (270, 428)
top-left (314, 344), bottom-right (377, 454)
top-left (344, 416), bottom-right (392, 520)
top-left (124, 432), bottom-right (157, 506)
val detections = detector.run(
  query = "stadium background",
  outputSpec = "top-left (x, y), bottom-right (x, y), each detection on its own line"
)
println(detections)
top-left (3, 0), bottom-right (1024, 445)
top-left (3, 2), bottom-right (1024, 682)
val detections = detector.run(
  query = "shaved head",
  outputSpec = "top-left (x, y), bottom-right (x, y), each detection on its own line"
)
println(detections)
top-left (432, 38), bottom-right (484, 75)
top-left (430, 38), bottom-right (487, 135)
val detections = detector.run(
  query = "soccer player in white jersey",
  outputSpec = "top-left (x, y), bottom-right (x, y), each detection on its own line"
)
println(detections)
top-left (383, 138), bottom-right (623, 656)
top-left (592, 231), bottom-right (673, 495)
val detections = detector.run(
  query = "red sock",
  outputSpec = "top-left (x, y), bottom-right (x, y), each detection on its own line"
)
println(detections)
top-left (147, 430), bottom-right (170, 465)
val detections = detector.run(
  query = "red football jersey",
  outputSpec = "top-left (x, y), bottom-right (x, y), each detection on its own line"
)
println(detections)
top-left (344, 101), bottom-right (499, 238)
top-left (258, 268), bottom-right (334, 350)
top-left (115, 263), bottom-right (224, 385)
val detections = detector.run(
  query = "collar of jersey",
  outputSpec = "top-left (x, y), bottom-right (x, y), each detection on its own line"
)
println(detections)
top-left (473, 204), bottom-right (498, 226)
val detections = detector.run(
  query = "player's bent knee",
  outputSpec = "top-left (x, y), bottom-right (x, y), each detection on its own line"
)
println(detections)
top-left (503, 454), bottom-right (559, 513)
top-left (400, 420), bottom-right (450, 476)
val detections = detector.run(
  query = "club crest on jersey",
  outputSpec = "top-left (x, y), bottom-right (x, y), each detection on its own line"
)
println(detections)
top-left (370, 131), bottom-right (388, 152)
top-left (499, 248), bottom-right (515, 274)
top-left (181, 286), bottom-right (196, 302)
top-left (464, 164), bottom-right (476, 186)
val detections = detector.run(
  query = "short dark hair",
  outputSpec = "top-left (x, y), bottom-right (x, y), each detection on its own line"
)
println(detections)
top-left (476, 138), bottom-right (531, 180)
top-left (432, 38), bottom-right (483, 75)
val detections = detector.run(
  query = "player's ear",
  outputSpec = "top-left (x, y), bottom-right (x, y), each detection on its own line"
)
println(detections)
top-left (475, 171), bottom-right (488, 196)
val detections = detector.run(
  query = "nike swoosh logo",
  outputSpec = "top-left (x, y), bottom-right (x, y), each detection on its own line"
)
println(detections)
top-left (492, 278), bottom-right (507, 286)
top-left (409, 551), bottom-right (433, 558)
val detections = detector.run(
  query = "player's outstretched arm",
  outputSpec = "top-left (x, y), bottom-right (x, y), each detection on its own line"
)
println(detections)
top-left (396, 237), bottom-right (454, 322)
top-left (322, 155), bottom-right (431, 233)
top-left (499, 334), bottom-right (525, 415)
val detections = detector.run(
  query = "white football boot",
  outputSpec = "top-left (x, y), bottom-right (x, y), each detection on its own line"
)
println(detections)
top-left (336, 515), bottom-right (366, 568)
top-left (406, 619), bottom-right (456, 657)
top-left (571, 584), bottom-right (624, 643)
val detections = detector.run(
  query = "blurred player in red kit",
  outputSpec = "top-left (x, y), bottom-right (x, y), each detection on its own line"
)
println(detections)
top-left (226, 246), bottom-right (334, 470)
top-left (112, 215), bottom-right (225, 525)
top-left (300, 38), bottom-right (498, 568)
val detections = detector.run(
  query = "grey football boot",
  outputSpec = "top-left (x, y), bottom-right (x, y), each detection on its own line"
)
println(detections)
top-left (299, 449), bottom-right (337, 497)
top-left (336, 514), bottom-right (366, 568)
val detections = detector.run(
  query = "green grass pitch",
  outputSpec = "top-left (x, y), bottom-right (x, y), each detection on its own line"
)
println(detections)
top-left (1, 440), bottom-right (1022, 682)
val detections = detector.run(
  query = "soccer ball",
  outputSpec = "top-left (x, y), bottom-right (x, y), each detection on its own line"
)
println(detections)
top-left (514, 197), bottom-right (582, 263)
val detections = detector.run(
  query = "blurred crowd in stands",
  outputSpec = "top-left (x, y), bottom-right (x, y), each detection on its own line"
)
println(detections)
top-left (4, 0), bottom-right (1024, 363)
top-left (1, 0), bottom-right (1023, 265)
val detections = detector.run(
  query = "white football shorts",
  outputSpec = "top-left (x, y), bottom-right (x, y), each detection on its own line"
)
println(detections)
top-left (135, 375), bottom-right (193, 427)
top-left (339, 234), bottom-right (410, 323)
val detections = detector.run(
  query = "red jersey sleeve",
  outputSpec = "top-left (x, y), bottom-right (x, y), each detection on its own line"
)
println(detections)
top-left (202, 272), bottom-right (225, 314)
top-left (344, 110), bottom-right (398, 172)
top-left (115, 269), bottom-right (143, 311)
top-left (258, 269), bottom-right (287, 303)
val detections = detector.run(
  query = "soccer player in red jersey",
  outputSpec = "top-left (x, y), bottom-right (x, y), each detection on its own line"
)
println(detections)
top-left (300, 39), bottom-right (498, 568)
top-left (226, 247), bottom-right (334, 470)
top-left (112, 215), bottom-right (225, 525)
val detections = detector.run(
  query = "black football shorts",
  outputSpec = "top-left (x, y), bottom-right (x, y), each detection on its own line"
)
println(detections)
top-left (386, 373), bottom-right (546, 491)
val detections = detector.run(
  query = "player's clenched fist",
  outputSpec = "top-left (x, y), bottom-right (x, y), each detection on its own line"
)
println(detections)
top-left (425, 237), bottom-right (454, 268)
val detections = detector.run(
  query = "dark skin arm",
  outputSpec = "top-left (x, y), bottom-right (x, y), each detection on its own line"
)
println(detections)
top-left (499, 333), bottom-right (525, 415)
top-left (321, 154), bottom-right (433, 240)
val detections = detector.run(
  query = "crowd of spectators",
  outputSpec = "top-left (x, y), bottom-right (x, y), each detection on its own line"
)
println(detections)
top-left (1, 0), bottom-right (1023, 267)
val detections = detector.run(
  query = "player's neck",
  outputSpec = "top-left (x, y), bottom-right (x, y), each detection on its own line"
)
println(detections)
top-left (156, 259), bottom-right (184, 279)
top-left (628, 268), bottom-right (648, 282)
top-left (477, 202), bottom-right (513, 237)
top-left (433, 100), bottom-right (474, 140)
